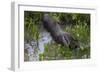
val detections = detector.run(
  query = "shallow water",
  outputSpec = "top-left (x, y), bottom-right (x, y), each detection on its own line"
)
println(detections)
top-left (24, 32), bottom-right (52, 61)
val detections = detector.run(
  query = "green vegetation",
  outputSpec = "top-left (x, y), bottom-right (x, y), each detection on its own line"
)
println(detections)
top-left (24, 11), bottom-right (90, 61)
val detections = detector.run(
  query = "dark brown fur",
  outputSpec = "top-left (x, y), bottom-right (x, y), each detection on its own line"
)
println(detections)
top-left (42, 14), bottom-right (79, 49)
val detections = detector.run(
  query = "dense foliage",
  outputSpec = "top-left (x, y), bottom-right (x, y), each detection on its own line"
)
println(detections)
top-left (24, 11), bottom-right (90, 61)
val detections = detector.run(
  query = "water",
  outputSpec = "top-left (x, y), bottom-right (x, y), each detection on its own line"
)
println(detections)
top-left (38, 32), bottom-right (52, 53)
top-left (24, 32), bottom-right (52, 61)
